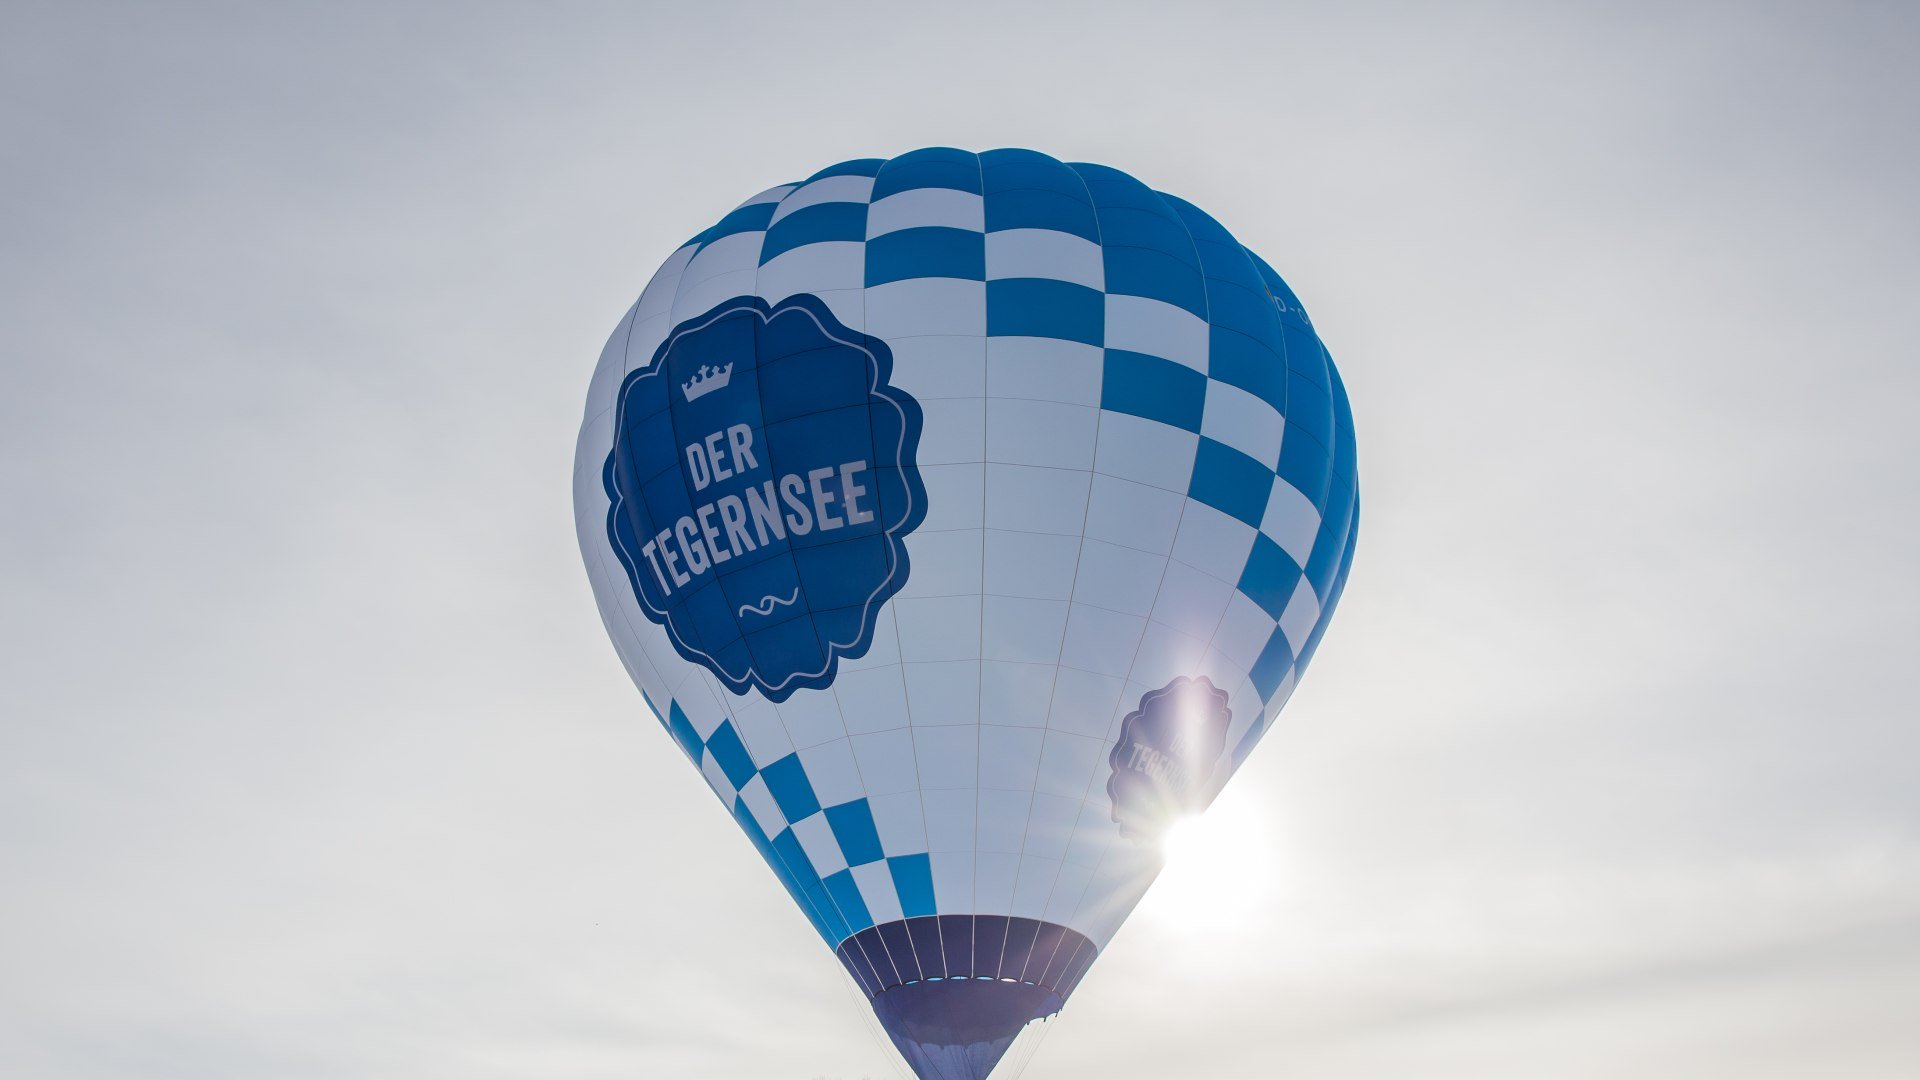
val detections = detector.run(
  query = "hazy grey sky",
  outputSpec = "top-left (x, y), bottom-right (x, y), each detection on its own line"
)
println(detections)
top-left (3, 2), bottom-right (1916, 1078)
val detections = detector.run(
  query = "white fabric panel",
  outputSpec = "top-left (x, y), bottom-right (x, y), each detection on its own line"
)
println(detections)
top-left (985, 228), bottom-right (1104, 289)
top-left (1044, 860), bottom-right (1098, 923)
top-left (756, 240), bottom-right (865, 300)
top-left (1261, 473), bottom-right (1323, 567)
top-left (1045, 667), bottom-right (1126, 738)
top-left (849, 729), bottom-right (920, 797)
top-left (839, 607), bottom-right (901, 672)
top-left (700, 752), bottom-right (737, 803)
top-left (853, 861), bottom-right (906, 925)
top-left (902, 660), bottom-right (980, 727)
top-left (922, 789), bottom-right (977, 852)
top-left (730, 697), bottom-right (795, 762)
top-left (915, 397), bottom-right (986, 465)
top-left (865, 278), bottom-right (984, 339)
top-left (893, 597), bottom-right (980, 663)
top-left (792, 812), bottom-right (847, 877)
top-left (1072, 848), bottom-right (1158, 944)
top-left (984, 464), bottom-right (1089, 535)
top-left (1211, 674), bottom-right (1264, 765)
top-left (978, 726), bottom-right (1044, 792)
top-left (1214, 591), bottom-right (1280, 670)
top-left (1171, 500), bottom-right (1259, 584)
top-left (1059, 604), bottom-right (1148, 678)
top-left (662, 667), bottom-right (717, 722)
top-left (832, 666), bottom-right (910, 735)
top-left (974, 852), bottom-right (1020, 914)
top-left (1035, 731), bottom-right (1104, 798)
top-left (677, 681), bottom-right (729, 741)
top-left (616, 310), bottom-right (673, 384)
top-left (986, 398), bottom-right (1098, 470)
top-left (977, 789), bottom-right (1031, 852)
top-left (869, 790), bottom-right (928, 856)
top-left (1192, 648), bottom-right (1249, 701)
top-left (775, 689), bottom-right (846, 750)
top-left (672, 270), bottom-right (759, 325)
top-left (866, 188), bottom-right (985, 237)
top-left (913, 725), bottom-right (978, 790)
top-left (1210, 673), bottom-right (1267, 768)
top-left (1129, 622), bottom-right (1211, 693)
top-left (1267, 668), bottom-right (1298, 719)
top-left (1082, 474), bottom-right (1186, 556)
top-left (1093, 412), bottom-right (1199, 492)
top-left (670, 232), bottom-right (764, 321)
top-left (737, 773), bottom-right (787, 837)
top-left (898, 529), bottom-right (983, 599)
top-left (582, 300), bottom-right (639, 423)
top-left (916, 464), bottom-right (986, 531)
top-left (797, 739), bottom-right (865, 806)
top-left (1061, 802), bottom-right (1117, 866)
top-left (1070, 539), bottom-right (1167, 616)
top-left (1020, 794), bottom-right (1081, 862)
top-left (1010, 855), bottom-right (1064, 919)
top-left (983, 529), bottom-right (1079, 601)
top-left (887, 335), bottom-right (985, 400)
top-left (981, 596), bottom-right (1069, 664)
top-left (809, 287), bottom-right (866, 332)
top-left (1201, 379), bottom-right (1285, 468)
top-left (986, 337), bottom-right (1102, 406)
top-left (1279, 577), bottom-right (1324, 656)
top-left (633, 244), bottom-right (697, 327)
top-left (930, 850), bottom-right (975, 911)
top-left (979, 661), bottom-right (1054, 728)
top-left (1104, 293), bottom-right (1209, 373)
top-left (1150, 560), bottom-right (1234, 641)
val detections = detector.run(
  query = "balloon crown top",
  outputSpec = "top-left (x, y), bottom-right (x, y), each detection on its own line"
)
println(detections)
top-left (680, 362), bottom-right (733, 402)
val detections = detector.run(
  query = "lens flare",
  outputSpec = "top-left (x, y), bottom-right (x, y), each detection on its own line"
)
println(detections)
top-left (1140, 793), bottom-right (1283, 938)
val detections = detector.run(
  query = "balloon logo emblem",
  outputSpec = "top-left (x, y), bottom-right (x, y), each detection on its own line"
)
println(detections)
top-left (602, 293), bottom-right (926, 702)
top-left (1107, 676), bottom-right (1233, 840)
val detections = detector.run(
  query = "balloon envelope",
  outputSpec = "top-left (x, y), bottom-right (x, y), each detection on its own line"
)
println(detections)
top-left (574, 148), bottom-right (1358, 1079)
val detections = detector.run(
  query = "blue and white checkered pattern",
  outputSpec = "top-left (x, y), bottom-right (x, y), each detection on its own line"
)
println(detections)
top-left (576, 148), bottom-right (1358, 953)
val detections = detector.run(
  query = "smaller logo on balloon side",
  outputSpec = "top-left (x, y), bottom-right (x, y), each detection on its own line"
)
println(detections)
top-left (1107, 676), bottom-right (1233, 841)
top-left (601, 294), bottom-right (926, 703)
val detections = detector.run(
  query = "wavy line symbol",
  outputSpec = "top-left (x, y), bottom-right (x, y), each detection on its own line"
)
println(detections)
top-left (738, 588), bottom-right (800, 619)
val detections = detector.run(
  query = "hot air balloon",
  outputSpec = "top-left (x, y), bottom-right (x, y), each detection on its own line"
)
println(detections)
top-left (574, 148), bottom-right (1358, 1080)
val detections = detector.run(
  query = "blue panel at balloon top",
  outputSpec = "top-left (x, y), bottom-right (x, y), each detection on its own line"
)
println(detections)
top-left (759, 202), bottom-right (869, 264)
top-left (602, 294), bottom-right (927, 702)
top-left (985, 277), bottom-right (1105, 346)
top-left (871, 147), bottom-right (982, 199)
top-left (1101, 244), bottom-right (1209, 319)
top-left (866, 227), bottom-right (987, 287)
top-left (982, 187), bottom-right (1100, 242)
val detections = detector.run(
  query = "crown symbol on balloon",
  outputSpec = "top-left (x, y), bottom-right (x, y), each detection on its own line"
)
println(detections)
top-left (680, 362), bottom-right (733, 402)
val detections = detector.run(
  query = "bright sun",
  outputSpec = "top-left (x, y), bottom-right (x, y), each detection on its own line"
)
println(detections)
top-left (1138, 790), bottom-right (1283, 935)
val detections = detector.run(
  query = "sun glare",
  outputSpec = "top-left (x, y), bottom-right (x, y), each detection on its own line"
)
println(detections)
top-left (1139, 791), bottom-right (1283, 936)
